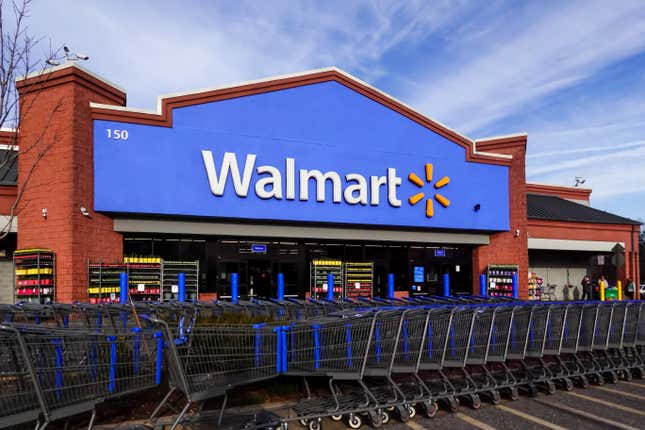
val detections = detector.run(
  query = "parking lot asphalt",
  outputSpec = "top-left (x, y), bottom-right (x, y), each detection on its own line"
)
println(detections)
top-left (102, 378), bottom-right (645, 430)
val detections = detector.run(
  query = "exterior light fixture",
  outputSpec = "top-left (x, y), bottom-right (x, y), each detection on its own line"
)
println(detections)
top-left (41, 208), bottom-right (47, 219)
top-left (80, 207), bottom-right (90, 217)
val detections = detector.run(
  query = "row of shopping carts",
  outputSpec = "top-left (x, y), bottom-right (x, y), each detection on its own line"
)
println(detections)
top-left (1, 297), bottom-right (645, 430)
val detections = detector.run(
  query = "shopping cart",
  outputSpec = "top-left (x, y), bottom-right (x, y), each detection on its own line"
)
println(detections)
top-left (621, 301), bottom-right (644, 379)
top-left (591, 302), bottom-right (619, 384)
top-left (148, 316), bottom-right (280, 430)
top-left (0, 322), bottom-right (163, 430)
top-left (418, 305), bottom-right (476, 411)
top-left (479, 304), bottom-right (520, 401)
top-left (576, 302), bottom-right (606, 384)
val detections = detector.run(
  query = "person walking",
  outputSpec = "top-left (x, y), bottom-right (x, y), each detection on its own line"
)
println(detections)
top-left (596, 275), bottom-right (609, 300)
top-left (581, 275), bottom-right (593, 300)
top-left (626, 278), bottom-right (635, 300)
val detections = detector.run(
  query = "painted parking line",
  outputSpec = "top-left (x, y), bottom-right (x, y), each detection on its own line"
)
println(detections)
top-left (496, 404), bottom-right (568, 430)
top-left (619, 380), bottom-right (645, 388)
top-left (594, 385), bottom-right (645, 401)
top-left (454, 412), bottom-right (497, 430)
top-left (407, 421), bottom-right (430, 430)
top-left (534, 398), bottom-right (640, 430)
top-left (565, 391), bottom-right (645, 416)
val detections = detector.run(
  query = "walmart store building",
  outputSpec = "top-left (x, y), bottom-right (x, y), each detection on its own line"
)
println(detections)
top-left (0, 64), bottom-right (640, 303)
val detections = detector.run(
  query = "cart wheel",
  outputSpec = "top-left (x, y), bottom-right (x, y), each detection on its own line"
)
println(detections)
top-left (564, 378), bottom-right (574, 391)
top-left (595, 373), bottom-right (605, 386)
top-left (490, 390), bottom-right (501, 405)
top-left (307, 418), bottom-right (322, 430)
top-left (367, 410), bottom-right (382, 429)
top-left (578, 375), bottom-right (589, 388)
top-left (299, 419), bottom-right (309, 427)
top-left (330, 415), bottom-right (343, 422)
top-left (406, 404), bottom-right (417, 419)
top-left (546, 381), bottom-right (557, 395)
top-left (378, 409), bottom-right (390, 425)
top-left (347, 414), bottom-right (362, 429)
top-left (633, 367), bottom-right (644, 379)
top-left (447, 397), bottom-right (459, 412)
top-left (470, 394), bottom-right (481, 410)
top-left (608, 372), bottom-right (618, 384)
top-left (420, 401), bottom-right (438, 418)
top-left (509, 387), bottom-right (519, 401)
top-left (527, 384), bottom-right (539, 397)
top-left (396, 405), bottom-right (410, 422)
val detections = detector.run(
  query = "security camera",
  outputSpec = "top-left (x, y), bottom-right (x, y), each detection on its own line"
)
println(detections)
top-left (46, 59), bottom-right (60, 66)
top-left (75, 53), bottom-right (89, 60)
top-left (63, 46), bottom-right (70, 55)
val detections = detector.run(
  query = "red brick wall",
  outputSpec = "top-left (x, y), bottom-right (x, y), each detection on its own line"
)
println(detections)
top-left (0, 186), bottom-right (16, 215)
top-left (528, 219), bottom-right (640, 295)
top-left (472, 136), bottom-right (529, 298)
top-left (16, 65), bottom-right (126, 302)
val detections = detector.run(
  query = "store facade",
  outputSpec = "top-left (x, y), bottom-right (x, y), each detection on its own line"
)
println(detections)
top-left (4, 63), bottom-right (639, 303)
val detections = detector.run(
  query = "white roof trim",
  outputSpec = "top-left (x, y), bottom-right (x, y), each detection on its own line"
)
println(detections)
top-left (526, 181), bottom-right (592, 193)
top-left (16, 62), bottom-right (126, 93)
top-left (528, 238), bottom-right (623, 252)
top-left (475, 133), bottom-right (528, 142)
top-left (90, 66), bottom-right (514, 161)
top-left (0, 144), bottom-right (17, 151)
top-left (0, 127), bottom-right (16, 132)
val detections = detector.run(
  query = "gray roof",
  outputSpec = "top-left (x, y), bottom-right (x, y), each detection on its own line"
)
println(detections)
top-left (527, 193), bottom-right (641, 225)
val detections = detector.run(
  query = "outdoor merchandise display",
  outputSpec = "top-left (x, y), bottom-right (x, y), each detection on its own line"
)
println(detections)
top-left (343, 261), bottom-right (374, 298)
top-left (87, 257), bottom-right (199, 303)
top-left (14, 248), bottom-right (55, 303)
top-left (528, 272), bottom-right (543, 301)
top-left (487, 264), bottom-right (519, 297)
top-left (309, 259), bottom-right (343, 299)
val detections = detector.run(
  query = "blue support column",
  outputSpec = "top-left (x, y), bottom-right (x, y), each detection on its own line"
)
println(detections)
top-left (327, 273), bottom-right (335, 300)
top-left (277, 273), bottom-right (285, 301)
top-left (512, 273), bottom-right (519, 299)
top-left (387, 273), bottom-right (395, 299)
top-left (177, 272), bottom-right (186, 302)
top-left (231, 272), bottom-right (239, 304)
top-left (119, 272), bottom-right (128, 304)
top-left (443, 273), bottom-right (450, 297)
top-left (480, 274), bottom-right (487, 297)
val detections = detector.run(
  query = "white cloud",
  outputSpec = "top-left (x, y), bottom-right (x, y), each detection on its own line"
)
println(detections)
top-left (406, 0), bottom-right (645, 134)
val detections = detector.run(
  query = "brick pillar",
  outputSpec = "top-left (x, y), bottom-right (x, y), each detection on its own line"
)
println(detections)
top-left (16, 64), bottom-right (126, 302)
top-left (471, 135), bottom-right (529, 298)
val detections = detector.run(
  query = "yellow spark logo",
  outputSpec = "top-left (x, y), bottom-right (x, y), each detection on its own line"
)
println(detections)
top-left (408, 163), bottom-right (450, 218)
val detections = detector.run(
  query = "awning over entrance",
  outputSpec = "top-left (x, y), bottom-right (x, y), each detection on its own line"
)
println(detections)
top-left (114, 218), bottom-right (490, 245)
top-left (528, 238), bottom-right (623, 252)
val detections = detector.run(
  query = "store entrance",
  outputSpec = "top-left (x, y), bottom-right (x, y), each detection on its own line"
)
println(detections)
top-left (248, 259), bottom-right (273, 298)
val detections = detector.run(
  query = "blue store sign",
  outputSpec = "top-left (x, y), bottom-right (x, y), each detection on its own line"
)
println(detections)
top-left (94, 76), bottom-right (510, 231)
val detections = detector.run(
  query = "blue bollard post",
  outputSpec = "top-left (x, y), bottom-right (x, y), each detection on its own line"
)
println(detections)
top-left (178, 272), bottom-right (186, 302)
top-left (119, 272), bottom-right (128, 304)
top-left (387, 273), bottom-right (395, 299)
top-left (327, 273), bottom-right (335, 300)
top-left (443, 273), bottom-right (450, 297)
top-left (231, 273), bottom-right (239, 304)
top-left (512, 273), bottom-right (519, 299)
top-left (277, 273), bottom-right (285, 301)
top-left (480, 273), bottom-right (487, 297)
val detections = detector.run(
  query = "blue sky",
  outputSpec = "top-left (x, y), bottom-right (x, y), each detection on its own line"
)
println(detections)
top-left (27, 0), bottom-right (645, 222)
